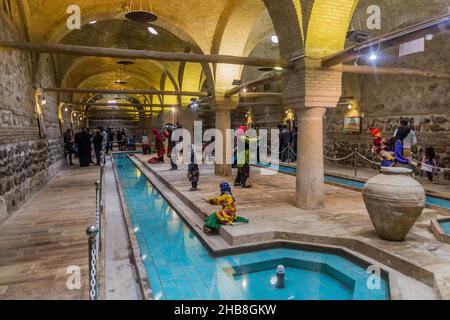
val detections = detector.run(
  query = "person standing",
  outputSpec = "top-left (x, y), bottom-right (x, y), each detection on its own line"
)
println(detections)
top-left (75, 128), bottom-right (91, 167)
top-left (108, 128), bottom-right (114, 152)
top-left (116, 130), bottom-right (123, 151)
top-left (402, 128), bottom-right (417, 159)
top-left (280, 125), bottom-right (290, 162)
top-left (422, 147), bottom-right (437, 183)
top-left (92, 128), bottom-right (103, 166)
top-left (64, 129), bottom-right (76, 165)
top-left (290, 126), bottom-right (298, 162)
top-left (277, 124), bottom-right (283, 160)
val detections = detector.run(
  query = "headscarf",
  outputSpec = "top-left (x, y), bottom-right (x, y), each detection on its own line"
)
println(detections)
top-left (220, 182), bottom-right (232, 195)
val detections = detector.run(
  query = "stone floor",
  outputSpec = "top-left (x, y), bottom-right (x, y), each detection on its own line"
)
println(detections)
top-left (0, 162), bottom-right (98, 300)
top-left (133, 153), bottom-right (450, 299)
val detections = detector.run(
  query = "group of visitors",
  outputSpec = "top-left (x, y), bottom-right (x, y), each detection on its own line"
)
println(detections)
top-left (370, 119), bottom-right (438, 183)
top-left (278, 125), bottom-right (298, 163)
top-left (64, 127), bottom-right (109, 167)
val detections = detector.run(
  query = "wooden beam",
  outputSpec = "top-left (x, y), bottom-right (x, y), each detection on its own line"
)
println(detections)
top-left (225, 71), bottom-right (288, 97)
top-left (336, 64), bottom-right (450, 80)
top-left (0, 41), bottom-right (292, 68)
top-left (63, 101), bottom-right (174, 107)
top-left (322, 13), bottom-right (450, 68)
top-left (239, 92), bottom-right (282, 98)
top-left (46, 87), bottom-right (209, 97)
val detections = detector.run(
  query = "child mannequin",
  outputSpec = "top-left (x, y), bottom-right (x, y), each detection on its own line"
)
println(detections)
top-left (203, 182), bottom-right (249, 233)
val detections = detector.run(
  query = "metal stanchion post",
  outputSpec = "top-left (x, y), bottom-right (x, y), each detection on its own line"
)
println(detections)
top-left (354, 148), bottom-right (358, 177)
top-left (86, 225), bottom-right (99, 300)
top-left (95, 180), bottom-right (101, 251)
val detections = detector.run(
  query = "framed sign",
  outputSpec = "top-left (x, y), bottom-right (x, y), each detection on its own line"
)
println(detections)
top-left (343, 116), bottom-right (362, 134)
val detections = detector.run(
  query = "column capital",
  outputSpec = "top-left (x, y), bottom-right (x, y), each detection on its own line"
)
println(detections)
top-left (281, 59), bottom-right (343, 109)
top-left (211, 93), bottom-right (239, 112)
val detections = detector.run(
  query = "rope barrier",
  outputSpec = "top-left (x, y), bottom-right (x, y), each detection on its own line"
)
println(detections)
top-left (324, 153), bottom-right (355, 162)
top-left (355, 152), bottom-right (382, 166)
top-left (267, 146), bottom-right (289, 154)
top-left (408, 157), bottom-right (450, 172)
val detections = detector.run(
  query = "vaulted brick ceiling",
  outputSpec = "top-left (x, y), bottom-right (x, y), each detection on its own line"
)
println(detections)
top-left (21, 0), bottom-right (280, 108)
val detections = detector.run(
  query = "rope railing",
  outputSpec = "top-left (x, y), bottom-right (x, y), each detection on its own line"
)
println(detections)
top-left (287, 145), bottom-right (450, 174)
top-left (86, 144), bottom-right (106, 300)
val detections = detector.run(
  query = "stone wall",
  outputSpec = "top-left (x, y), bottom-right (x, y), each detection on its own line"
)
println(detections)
top-left (324, 0), bottom-right (450, 178)
top-left (0, 11), bottom-right (65, 219)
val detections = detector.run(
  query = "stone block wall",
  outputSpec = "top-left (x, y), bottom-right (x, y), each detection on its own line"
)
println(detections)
top-left (324, 0), bottom-right (450, 178)
top-left (0, 11), bottom-right (65, 219)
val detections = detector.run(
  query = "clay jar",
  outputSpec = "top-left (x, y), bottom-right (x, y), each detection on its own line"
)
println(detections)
top-left (362, 167), bottom-right (426, 241)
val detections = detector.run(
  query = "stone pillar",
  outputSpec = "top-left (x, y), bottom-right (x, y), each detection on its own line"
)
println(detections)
top-left (213, 95), bottom-right (238, 177)
top-left (296, 107), bottom-right (326, 209)
top-left (283, 60), bottom-right (343, 210)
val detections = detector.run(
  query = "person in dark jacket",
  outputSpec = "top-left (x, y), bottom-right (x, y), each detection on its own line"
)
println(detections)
top-left (92, 128), bottom-right (103, 165)
top-left (75, 128), bottom-right (91, 167)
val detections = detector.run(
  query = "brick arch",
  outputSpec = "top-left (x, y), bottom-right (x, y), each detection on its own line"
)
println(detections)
top-left (303, 0), bottom-right (359, 59)
top-left (212, 0), bottom-right (306, 91)
top-left (263, 0), bottom-right (305, 57)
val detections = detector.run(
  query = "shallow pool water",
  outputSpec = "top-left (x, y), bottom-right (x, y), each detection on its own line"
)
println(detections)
top-left (440, 221), bottom-right (450, 235)
top-left (114, 154), bottom-right (388, 300)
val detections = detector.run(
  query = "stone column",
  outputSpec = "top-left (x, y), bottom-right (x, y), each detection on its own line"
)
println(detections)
top-left (282, 60), bottom-right (342, 210)
top-left (296, 107), bottom-right (326, 209)
top-left (213, 95), bottom-right (238, 177)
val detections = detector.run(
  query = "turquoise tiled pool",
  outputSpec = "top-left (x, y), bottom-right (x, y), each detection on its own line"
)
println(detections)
top-left (258, 163), bottom-right (450, 211)
top-left (114, 154), bottom-right (389, 300)
top-left (440, 221), bottom-right (450, 235)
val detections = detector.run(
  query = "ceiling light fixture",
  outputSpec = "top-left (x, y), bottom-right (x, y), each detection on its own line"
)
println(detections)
top-left (89, 21), bottom-right (97, 24)
top-left (369, 54), bottom-right (378, 61)
top-left (148, 26), bottom-right (158, 35)
top-left (116, 59), bottom-right (136, 66)
top-left (271, 35), bottom-right (279, 44)
top-left (258, 67), bottom-right (274, 72)
top-left (125, 0), bottom-right (158, 23)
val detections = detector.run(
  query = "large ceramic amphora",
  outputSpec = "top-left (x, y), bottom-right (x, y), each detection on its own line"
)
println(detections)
top-left (362, 167), bottom-right (426, 241)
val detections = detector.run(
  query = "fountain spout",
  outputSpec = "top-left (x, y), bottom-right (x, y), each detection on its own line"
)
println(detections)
top-left (276, 265), bottom-right (285, 288)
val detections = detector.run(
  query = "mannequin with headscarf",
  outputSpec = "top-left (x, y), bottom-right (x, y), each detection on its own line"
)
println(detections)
top-left (147, 128), bottom-right (165, 164)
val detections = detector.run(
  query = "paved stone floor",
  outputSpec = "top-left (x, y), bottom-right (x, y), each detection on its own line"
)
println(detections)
top-left (0, 162), bottom-right (98, 300)
top-left (134, 154), bottom-right (450, 299)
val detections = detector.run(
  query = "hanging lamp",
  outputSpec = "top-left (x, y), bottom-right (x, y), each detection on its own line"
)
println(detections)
top-left (125, 0), bottom-right (158, 23)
